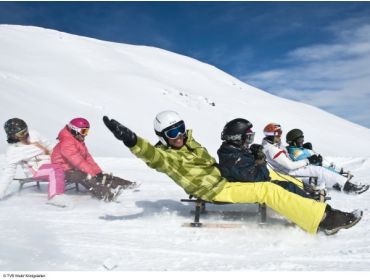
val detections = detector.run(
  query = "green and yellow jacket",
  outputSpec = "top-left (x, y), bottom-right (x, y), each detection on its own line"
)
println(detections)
top-left (130, 130), bottom-right (227, 201)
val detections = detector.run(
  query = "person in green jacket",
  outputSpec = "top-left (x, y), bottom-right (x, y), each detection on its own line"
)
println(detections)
top-left (103, 111), bottom-right (362, 235)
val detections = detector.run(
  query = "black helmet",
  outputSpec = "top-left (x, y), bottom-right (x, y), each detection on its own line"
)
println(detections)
top-left (286, 128), bottom-right (304, 144)
top-left (4, 118), bottom-right (28, 143)
top-left (221, 118), bottom-right (254, 146)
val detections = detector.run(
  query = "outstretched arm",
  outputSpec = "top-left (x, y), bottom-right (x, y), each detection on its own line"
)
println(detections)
top-left (103, 116), bottom-right (169, 172)
top-left (103, 116), bottom-right (137, 147)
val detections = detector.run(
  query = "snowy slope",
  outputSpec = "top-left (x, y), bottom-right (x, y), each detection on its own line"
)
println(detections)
top-left (1, 157), bottom-right (370, 271)
top-left (1, 25), bottom-right (370, 158)
top-left (1, 25), bottom-right (370, 272)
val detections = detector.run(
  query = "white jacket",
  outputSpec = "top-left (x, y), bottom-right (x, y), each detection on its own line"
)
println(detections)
top-left (0, 130), bottom-right (54, 198)
top-left (262, 139), bottom-right (309, 174)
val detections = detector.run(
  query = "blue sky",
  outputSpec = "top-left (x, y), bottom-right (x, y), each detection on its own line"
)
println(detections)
top-left (1, 1), bottom-right (370, 128)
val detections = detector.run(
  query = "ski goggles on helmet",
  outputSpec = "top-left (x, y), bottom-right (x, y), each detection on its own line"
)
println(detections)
top-left (68, 124), bottom-right (90, 136)
top-left (245, 130), bottom-right (255, 145)
top-left (164, 121), bottom-right (186, 139)
top-left (79, 128), bottom-right (89, 136)
top-left (15, 128), bottom-right (29, 138)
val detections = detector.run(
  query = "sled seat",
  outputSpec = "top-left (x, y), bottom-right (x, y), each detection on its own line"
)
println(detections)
top-left (14, 177), bottom-right (80, 192)
top-left (180, 195), bottom-right (267, 227)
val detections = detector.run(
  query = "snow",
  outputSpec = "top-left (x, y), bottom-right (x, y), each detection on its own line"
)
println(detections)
top-left (1, 25), bottom-right (370, 273)
top-left (1, 157), bottom-right (370, 272)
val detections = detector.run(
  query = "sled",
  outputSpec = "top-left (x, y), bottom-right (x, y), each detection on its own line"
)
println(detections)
top-left (14, 177), bottom-right (80, 192)
top-left (180, 196), bottom-right (267, 228)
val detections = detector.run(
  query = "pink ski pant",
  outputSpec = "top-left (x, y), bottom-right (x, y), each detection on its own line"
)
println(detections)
top-left (33, 164), bottom-right (65, 199)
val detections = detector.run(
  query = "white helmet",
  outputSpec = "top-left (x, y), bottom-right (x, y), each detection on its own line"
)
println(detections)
top-left (154, 110), bottom-right (185, 145)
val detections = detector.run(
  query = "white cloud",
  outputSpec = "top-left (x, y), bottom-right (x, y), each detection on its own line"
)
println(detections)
top-left (243, 23), bottom-right (370, 128)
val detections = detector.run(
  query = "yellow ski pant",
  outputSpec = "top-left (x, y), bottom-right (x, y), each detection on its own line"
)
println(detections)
top-left (269, 169), bottom-right (304, 188)
top-left (213, 181), bottom-right (326, 234)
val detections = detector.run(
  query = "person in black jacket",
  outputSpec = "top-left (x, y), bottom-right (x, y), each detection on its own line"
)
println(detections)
top-left (217, 118), bottom-right (316, 199)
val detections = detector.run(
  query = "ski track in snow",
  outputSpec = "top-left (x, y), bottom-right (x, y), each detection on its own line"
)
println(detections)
top-left (1, 157), bottom-right (370, 271)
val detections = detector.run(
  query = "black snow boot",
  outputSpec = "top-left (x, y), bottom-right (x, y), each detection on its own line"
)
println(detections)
top-left (319, 205), bottom-right (363, 235)
top-left (343, 181), bottom-right (369, 195)
top-left (90, 185), bottom-right (114, 201)
top-left (109, 176), bottom-right (138, 190)
top-left (332, 183), bottom-right (341, 192)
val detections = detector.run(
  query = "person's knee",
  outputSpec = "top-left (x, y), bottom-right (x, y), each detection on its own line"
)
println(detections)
top-left (257, 182), bottom-right (280, 196)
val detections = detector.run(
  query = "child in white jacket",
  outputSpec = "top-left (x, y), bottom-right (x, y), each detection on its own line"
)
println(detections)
top-left (0, 118), bottom-right (65, 200)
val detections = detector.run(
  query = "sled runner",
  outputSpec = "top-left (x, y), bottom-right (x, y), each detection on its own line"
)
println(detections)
top-left (180, 196), bottom-right (267, 228)
top-left (14, 177), bottom-right (80, 192)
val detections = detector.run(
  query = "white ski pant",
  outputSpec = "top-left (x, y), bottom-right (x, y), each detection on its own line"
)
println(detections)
top-left (288, 165), bottom-right (348, 189)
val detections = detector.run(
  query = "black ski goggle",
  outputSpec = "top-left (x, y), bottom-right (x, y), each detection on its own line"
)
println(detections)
top-left (245, 131), bottom-right (255, 144)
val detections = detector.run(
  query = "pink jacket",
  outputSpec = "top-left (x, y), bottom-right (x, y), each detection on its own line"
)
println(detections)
top-left (51, 127), bottom-right (102, 176)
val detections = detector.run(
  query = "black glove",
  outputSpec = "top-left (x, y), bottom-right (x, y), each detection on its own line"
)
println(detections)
top-left (249, 144), bottom-right (266, 162)
top-left (85, 172), bottom-right (103, 182)
top-left (250, 144), bottom-right (263, 155)
top-left (103, 116), bottom-right (137, 148)
top-left (317, 154), bottom-right (323, 165)
top-left (94, 172), bottom-right (104, 184)
top-left (307, 154), bottom-right (323, 165)
top-left (303, 142), bottom-right (313, 150)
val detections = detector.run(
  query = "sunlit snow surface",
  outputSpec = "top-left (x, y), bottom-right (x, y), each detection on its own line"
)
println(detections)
top-left (0, 157), bottom-right (369, 271)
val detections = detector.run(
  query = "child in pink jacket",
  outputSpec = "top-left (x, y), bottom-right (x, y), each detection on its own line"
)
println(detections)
top-left (51, 118), bottom-right (136, 201)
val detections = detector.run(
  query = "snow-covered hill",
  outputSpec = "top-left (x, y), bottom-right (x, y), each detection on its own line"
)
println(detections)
top-left (1, 25), bottom-right (370, 158)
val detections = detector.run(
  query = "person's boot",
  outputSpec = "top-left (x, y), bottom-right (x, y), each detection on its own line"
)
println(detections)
top-left (332, 183), bottom-right (342, 192)
top-left (109, 176), bottom-right (139, 190)
top-left (88, 183), bottom-right (114, 201)
top-left (343, 181), bottom-right (369, 195)
top-left (319, 205), bottom-right (363, 235)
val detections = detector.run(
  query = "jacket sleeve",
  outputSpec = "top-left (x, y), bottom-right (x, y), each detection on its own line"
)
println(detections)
top-left (36, 132), bottom-right (55, 152)
top-left (265, 144), bottom-right (309, 171)
top-left (0, 162), bottom-right (17, 199)
top-left (59, 141), bottom-right (100, 176)
top-left (29, 130), bottom-right (55, 153)
top-left (218, 151), bottom-right (270, 182)
top-left (84, 152), bottom-right (102, 175)
top-left (130, 137), bottom-right (172, 174)
top-left (288, 147), bottom-right (313, 161)
top-left (234, 161), bottom-right (270, 182)
top-left (7, 145), bottom-right (45, 164)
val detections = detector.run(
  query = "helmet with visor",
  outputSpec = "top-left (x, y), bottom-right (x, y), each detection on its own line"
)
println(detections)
top-left (68, 118), bottom-right (90, 137)
top-left (154, 111), bottom-right (186, 146)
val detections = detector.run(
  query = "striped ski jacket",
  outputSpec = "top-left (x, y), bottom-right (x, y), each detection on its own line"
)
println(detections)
top-left (130, 130), bottom-right (227, 201)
